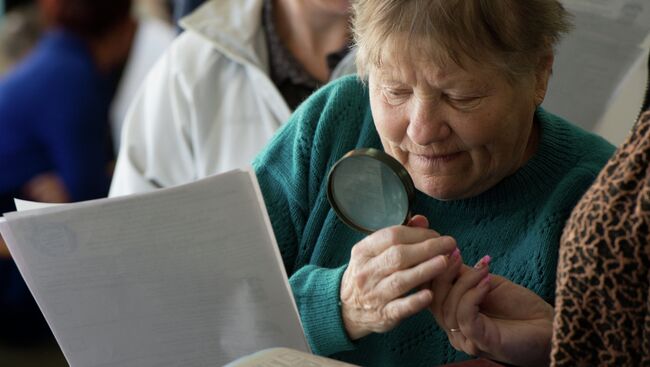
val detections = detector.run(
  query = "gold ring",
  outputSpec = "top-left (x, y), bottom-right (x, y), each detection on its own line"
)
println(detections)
top-left (449, 328), bottom-right (461, 333)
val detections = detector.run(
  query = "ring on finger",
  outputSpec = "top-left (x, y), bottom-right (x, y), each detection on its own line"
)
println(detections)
top-left (449, 328), bottom-right (461, 333)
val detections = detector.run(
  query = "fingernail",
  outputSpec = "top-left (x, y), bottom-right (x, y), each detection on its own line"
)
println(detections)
top-left (474, 255), bottom-right (492, 269)
top-left (450, 248), bottom-right (461, 261)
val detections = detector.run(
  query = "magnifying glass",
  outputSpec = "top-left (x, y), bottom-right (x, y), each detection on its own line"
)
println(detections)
top-left (326, 148), bottom-right (416, 234)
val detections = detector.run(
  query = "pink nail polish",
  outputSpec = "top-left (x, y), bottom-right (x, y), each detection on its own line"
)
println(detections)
top-left (474, 255), bottom-right (492, 269)
top-left (451, 248), bottom-right (461, 261)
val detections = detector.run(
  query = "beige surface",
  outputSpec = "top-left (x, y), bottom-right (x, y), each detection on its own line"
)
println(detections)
top-left (594, 48), bottom-right (649, 146)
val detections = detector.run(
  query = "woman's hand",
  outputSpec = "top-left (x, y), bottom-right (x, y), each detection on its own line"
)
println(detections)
top-left (432, 260), bottom-right (554, 367)
top-left (340, 215), bottom-right (457, 340)
top-left (22, 172), bottom-right (70, 203)
top-left (0, 235), bottom-right (9, 258)
top-left (1, 173), bottom-right (70, 259)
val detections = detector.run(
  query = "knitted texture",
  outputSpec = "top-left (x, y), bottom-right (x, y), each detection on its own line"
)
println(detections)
top-left (253, 75), bottom-right (615, 366)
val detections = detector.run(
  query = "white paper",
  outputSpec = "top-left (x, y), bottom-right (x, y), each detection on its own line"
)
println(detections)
top-left (225, 347), bottom-right (357, 367)
top-left (0, 168), bottom-right (309, 367)
top-left (14, 198), bottom-right (63, 211)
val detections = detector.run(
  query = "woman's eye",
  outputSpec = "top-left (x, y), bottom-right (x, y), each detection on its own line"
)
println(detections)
top-left (382, 88), bottom-right (411, 105)
top-left (446, 95), bottom-right (482, 110)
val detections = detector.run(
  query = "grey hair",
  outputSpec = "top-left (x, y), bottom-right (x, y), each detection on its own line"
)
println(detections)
top-left (352, 0), bottom-right (573, 79)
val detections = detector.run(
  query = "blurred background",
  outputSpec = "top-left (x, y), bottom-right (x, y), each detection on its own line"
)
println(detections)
top-left (0, 1), bottom-right (176, 365)
top-left (0, 0), bottom-right (648, 366)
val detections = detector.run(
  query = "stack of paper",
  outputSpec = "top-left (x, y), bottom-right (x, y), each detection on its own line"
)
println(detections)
top-left (0, 168), bottom-right (309, 366)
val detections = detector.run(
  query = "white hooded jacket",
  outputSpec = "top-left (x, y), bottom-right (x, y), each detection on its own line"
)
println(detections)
top-left (109, 0), bottom-right (355, 196)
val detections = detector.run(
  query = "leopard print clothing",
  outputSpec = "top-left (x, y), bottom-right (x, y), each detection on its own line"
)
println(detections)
top-left (551, 111), bottom-right (650, 366)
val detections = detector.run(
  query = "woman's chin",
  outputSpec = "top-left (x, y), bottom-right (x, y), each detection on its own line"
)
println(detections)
top-left (416, 180), bottom-right (465, 201)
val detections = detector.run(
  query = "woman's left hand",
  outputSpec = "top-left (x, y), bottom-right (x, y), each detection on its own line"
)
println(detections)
top-left (432, 263), bottom-right (554, 367)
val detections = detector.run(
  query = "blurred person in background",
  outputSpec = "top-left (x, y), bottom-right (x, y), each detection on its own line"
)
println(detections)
top-left (0, 0), bottom-right (176, 254)
top-left (110, 0), bottom-right (175, 152)
top-left (109, 0), bottom-right (355, 197)
top-left (0, 2), bottom-right (43, 75)
top-left (0, 0), bottom-right (134, 345)
top-left (171, 0), bottom-right (203, 32)
top-left (139, 0), bottom-right (173, 25)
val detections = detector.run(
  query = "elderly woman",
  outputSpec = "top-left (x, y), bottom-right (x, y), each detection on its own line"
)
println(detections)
top-left (253, 0), bottom-right (614, 366)
top-left (445, 81), bottom-right (650, 367)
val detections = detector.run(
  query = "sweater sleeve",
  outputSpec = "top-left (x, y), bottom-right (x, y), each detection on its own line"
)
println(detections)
top-left (253, 78), bottom-right (364, 356)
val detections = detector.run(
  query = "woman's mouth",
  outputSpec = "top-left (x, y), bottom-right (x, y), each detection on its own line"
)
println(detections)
top-left (412, 152), bottom-right (461, 164)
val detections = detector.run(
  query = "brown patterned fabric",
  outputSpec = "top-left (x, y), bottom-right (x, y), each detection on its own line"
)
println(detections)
top-left (551, 110), bottom-right (650, 366)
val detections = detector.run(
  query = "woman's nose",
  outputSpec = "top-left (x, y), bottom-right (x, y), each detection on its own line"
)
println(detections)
top-left (406, 99), bottom-right (451, 146)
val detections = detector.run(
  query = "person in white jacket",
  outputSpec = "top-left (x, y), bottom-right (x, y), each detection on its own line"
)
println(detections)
top-left (109, 0), bottom-right (355, 196)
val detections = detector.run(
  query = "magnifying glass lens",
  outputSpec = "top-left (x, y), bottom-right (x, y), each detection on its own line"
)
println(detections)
top-left (327, 149), bottom-right (414, 233)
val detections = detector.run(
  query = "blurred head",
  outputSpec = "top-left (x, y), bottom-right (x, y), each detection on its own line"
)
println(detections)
top-left (0, 4), bottom-right (43, 74)
top-left (39, 0), bottom-right (132, 39)
top-left (310, 0), bottom-right (352, 16)
top-left (352, 0), bottom-right (572, 200)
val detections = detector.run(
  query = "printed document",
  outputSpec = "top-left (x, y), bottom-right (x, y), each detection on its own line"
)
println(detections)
top-left (0, 168), bottom-right (309, 367)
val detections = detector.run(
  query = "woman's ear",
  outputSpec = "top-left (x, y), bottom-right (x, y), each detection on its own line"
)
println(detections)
top-left (534, 52), bottom-right (554, 107)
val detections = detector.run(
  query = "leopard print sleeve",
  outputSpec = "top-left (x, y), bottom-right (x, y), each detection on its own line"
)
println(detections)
top-left (551, 111), bottom-right (650, 366)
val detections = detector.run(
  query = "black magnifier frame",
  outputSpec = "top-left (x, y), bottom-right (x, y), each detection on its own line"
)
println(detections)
top-left (326, 148), bottom-right (416, 234)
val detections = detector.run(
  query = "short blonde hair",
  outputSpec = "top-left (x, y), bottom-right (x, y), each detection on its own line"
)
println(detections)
top-left (352, 0), bottom-right (572, 79)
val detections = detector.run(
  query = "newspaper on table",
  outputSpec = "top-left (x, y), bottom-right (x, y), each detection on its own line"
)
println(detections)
top-left (0, 168), bottom-right (310, 367)
top-left (225, 347), bottom-right (358, 367)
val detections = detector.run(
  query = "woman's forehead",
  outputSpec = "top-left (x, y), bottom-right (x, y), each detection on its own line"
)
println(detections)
top-left (371, 55), bottom-right (489, 88)
top-left (365, 31), bottom-right (516, 85)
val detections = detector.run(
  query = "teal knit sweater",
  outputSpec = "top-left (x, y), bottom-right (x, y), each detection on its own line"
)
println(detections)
top-left (253, 76), bottom-right (614, 366)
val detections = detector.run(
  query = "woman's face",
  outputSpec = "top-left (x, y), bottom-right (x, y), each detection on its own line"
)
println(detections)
top-left (368, 55), bottom-right (549, 200)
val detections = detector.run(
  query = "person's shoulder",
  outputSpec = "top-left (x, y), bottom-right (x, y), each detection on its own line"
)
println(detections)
top-left (538, 108), bottom-right (615, 172)
top-left (257, 75), bottom-right (372, 165)
top-left (153, 27), bottom-right (255, 97)
top-left (3, 37), bottom-right (95, 95)
top-left (0, 51), bottom-right (57, 109)
top-left (301, 75), bottom-right (368, 112)
top-left (289, 75), bottom-right (370, 132)
top-left (321, 75), bottom-right (368, 97)
top-left (170, 0), bottom-right (264, 82)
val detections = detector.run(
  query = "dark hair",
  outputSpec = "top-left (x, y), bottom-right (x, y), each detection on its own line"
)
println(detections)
top-left (54, 0), bottom-right (132, 38)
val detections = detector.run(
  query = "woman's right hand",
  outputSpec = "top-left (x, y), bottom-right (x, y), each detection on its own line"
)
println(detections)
top-left (0, 235), bottom-right (9, 258)
top-left (431, 262), bottom-right (554, 367)
top-left (339, 215), bottom-right (457, 340)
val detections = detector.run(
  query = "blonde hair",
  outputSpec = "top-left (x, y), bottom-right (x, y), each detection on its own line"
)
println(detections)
top-left (352, 0), bottom-right (572, 79)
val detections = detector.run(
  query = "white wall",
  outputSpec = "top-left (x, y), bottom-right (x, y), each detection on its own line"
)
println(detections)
top-left (593, 49), bottom-right (648, 146)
